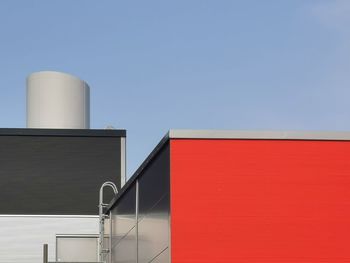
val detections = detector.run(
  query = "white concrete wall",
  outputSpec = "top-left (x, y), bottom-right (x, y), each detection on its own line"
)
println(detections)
top-left (0, 215), bottom-right (98, 263)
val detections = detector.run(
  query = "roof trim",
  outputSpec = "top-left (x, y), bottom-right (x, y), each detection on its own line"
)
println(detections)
top-left (168, 130), bottom-right (350, 141)
top-left (0, 128), bottom-right (126, 137)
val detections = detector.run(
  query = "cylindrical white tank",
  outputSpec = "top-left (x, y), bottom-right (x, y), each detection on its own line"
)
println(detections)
top-left (26, 71), bottom-right (90, 129)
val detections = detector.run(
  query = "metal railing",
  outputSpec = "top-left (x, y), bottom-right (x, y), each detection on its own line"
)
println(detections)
top-left (98, 182), bottom-right (118, 263)
top-left (43, 182), bottom-right (118, 263)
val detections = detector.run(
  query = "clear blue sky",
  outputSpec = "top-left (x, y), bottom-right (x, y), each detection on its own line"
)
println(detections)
top-left (0, 0), bottom-right (349, 177)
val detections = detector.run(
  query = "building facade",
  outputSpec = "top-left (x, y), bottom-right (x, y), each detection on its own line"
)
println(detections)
top-left (104, 130), bottom-right (350, 263)
top-left (0, 128), bottom-right (125, 263)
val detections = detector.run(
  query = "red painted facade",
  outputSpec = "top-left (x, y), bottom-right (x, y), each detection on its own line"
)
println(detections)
top-left (170, 139), bottom-right (350, 262)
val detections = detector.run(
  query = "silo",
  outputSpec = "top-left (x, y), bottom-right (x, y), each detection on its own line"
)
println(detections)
top-left (26, 71), bottom-right (90, 129)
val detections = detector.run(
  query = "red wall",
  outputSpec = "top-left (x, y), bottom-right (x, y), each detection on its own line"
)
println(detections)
top-left (170, 139), bottom-right (350, 263)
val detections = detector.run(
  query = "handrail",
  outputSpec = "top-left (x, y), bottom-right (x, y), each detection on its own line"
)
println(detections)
top-left (42, 183), bottom-right (118, 263)
top-left (98, 181), bottom-right (118, 262)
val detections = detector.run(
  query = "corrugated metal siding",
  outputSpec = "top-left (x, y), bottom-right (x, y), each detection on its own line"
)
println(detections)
top-left (0, 135), bottom-right (122, 215)
top-left (170, 139), bottom-right (350, 262)
top-left (0, 215), bottom-right (98, 263)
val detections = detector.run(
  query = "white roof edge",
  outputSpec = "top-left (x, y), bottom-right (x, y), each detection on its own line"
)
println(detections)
top-left (168, 130), bottom-right (350, 141)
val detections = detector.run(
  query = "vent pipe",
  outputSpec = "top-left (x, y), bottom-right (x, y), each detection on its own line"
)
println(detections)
top-left (26, 71), bottom-right (90, 129)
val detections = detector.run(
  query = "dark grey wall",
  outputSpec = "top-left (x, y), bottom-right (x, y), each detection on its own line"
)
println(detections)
top-left (0, 131), bottom-right (124, 215)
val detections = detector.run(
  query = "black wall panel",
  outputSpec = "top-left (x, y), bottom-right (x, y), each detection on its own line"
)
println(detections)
top-left (138, 143), bottom-right (170, 218)
top-left (0, 129), bottom-right (125, 215)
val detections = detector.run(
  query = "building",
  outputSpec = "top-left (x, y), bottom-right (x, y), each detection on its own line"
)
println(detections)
top-left (0, 71), bottom-right (126, 263)
top-left (3, 70), bottom-right (350, 262)
top-left (103, 130), bottom-right (350, 263)
top-left (0, 128), bottom-right (125, 262)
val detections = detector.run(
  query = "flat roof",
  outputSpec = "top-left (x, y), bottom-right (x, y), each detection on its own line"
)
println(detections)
top-left (0, 128), bottom-right (126, 137)
top-left (168, 130), bottom-right (350, 140)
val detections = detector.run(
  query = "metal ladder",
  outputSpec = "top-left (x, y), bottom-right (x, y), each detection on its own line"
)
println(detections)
top-left (42, 182), bottom-right (118, 263)
top-left (98, 182), bottom-right (118, 263)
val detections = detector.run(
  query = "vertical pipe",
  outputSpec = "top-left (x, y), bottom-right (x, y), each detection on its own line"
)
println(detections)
top-left (109, 211), bottom-right (113, 263)
top-left (136, 180), bottom-right (139, 263)
top-left (43, 244), bottom-right (48, 263)
top-left (120, 137), bottom-right (126, 187)
top-left (98, 203), bottom-right (104, 262)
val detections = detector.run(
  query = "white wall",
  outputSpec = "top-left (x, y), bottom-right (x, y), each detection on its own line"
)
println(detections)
top-left (0, 215), bottom-right (98, 263)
